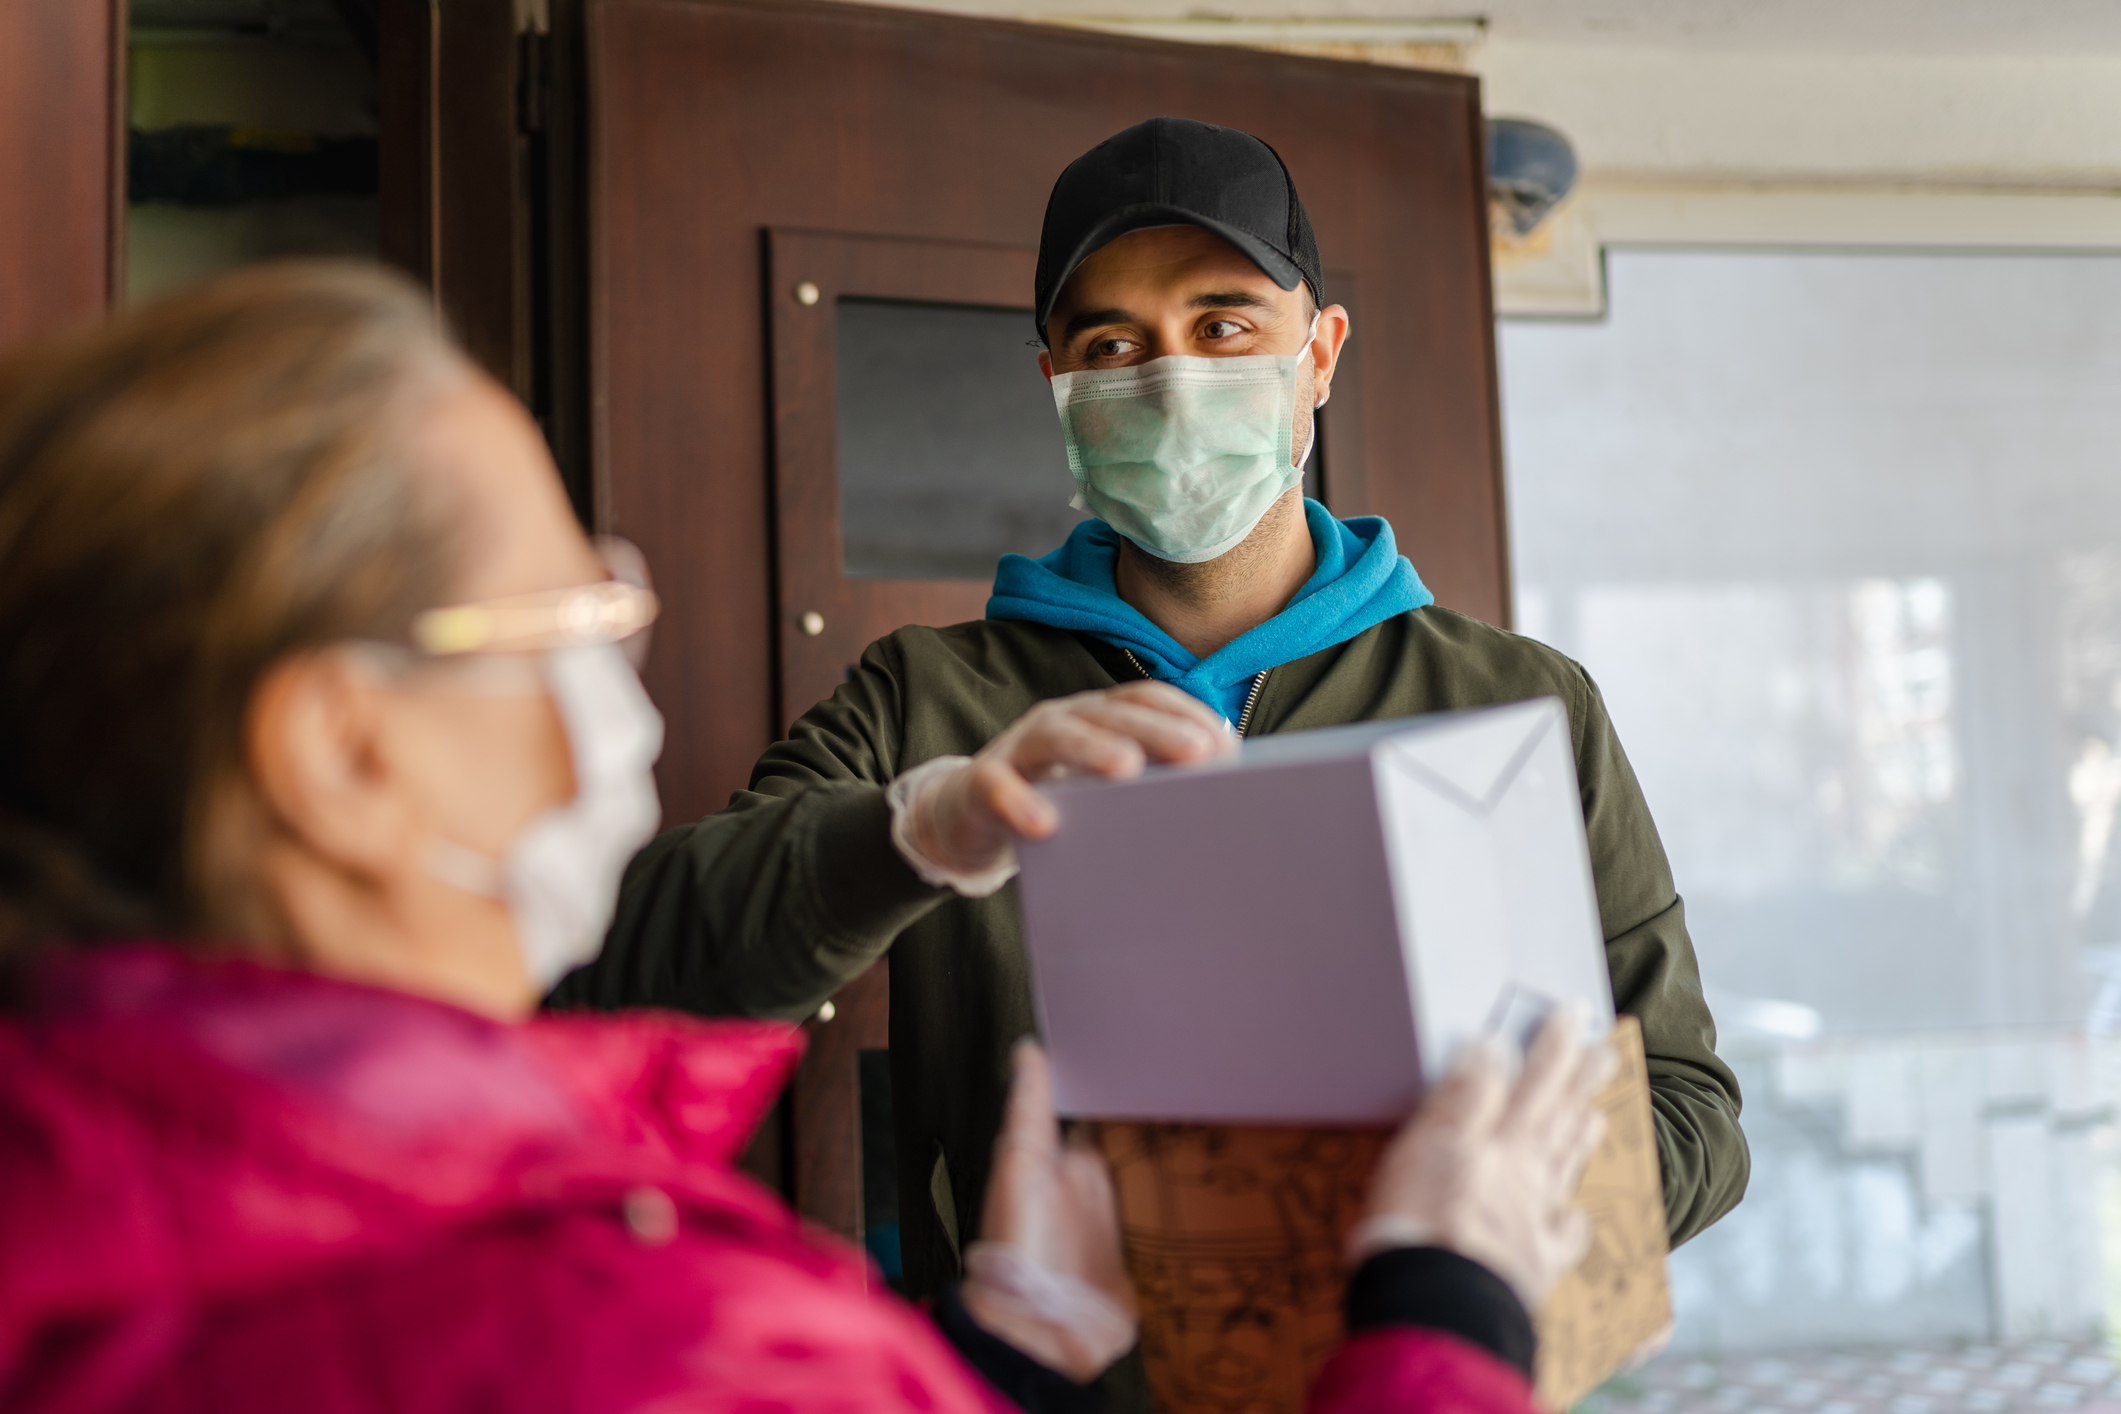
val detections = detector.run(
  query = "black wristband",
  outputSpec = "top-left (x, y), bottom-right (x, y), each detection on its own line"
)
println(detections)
top-left (1344, 1246), bottom-right (1537, 1379)
top-left (931, 1282), bottom-right (1106, 1414)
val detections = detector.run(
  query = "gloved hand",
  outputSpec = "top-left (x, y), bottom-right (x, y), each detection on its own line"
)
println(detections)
top-left (963, 1040), bottom-right (1139, 1382)
top-left (889, 682), bottom-right (1233, 896)
top-left (1347, 1003), bottom-right (1616, 1310)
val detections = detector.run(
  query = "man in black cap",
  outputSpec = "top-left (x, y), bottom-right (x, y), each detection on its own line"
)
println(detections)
top-left (561, 116), bottom-right (1745, 1322)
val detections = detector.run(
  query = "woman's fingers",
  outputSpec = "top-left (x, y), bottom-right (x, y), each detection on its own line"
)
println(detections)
top-left (1550, 1205), bottom-right (1594, 1271)
top-left (1504, 1004), bottom-right (1617, 1150)
top-left (1057, 1134), bottom-right (1137, 1313)
top-left (987, 1047), bottom-right (1138, 1317)
top-left (1413, 1035), bottom-right (1511, 1143)
top-left (1058, 1132), bottom-right (1116, 1216)
top-left (1372, 1035), bottom-right (1507, 1207)
top-left (1504, 1003), bottom-right (1587, 1131)
top-left (1571, 1028), bottom-right (1620, 1102)
top-left (1541, 1030), bottom-right (1617, 1172)
top-left (981, 1042), bottom-right (1056, 1252)
top-left (996, 1038), bottom-right (1060, 1165)
top-left (1556, 1108), bottom-right (1607, 1197)
top-left (1358, 1016), bottom-right (1620, 1309)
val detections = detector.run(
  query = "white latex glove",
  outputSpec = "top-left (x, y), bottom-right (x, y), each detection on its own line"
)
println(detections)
top-left (1348, 1004), bottom-right (1617, 1310)
top-left (890, 682), bottom-right (1233, 895)
top-left (962, 1040), bottom-right (1139, 1381)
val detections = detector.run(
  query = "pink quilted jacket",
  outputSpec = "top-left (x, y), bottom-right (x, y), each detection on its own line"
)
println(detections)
top-left (0, 944), bottom-right (1535, 1414)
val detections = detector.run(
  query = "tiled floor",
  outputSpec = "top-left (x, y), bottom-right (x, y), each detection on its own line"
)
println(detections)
top-left (1581, 1341), bottom-right (2121, 1414)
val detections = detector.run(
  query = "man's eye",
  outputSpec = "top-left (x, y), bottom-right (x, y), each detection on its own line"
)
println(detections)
top-left (1090, 337), bottom-right (1140, 359)
top-left (1202, 319), bottom-right (1245, 340)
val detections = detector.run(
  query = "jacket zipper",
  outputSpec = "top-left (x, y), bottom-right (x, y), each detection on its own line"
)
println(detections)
top-left (1121, 648), bottom-right (1269, 739)
top-left (1234, 673), bottom-right (1267, 738)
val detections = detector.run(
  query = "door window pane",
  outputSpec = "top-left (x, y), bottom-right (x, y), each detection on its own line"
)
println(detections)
top-left (835, 297), bottom-right (1084, 579)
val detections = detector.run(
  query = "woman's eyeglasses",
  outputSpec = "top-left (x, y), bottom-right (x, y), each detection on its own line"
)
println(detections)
top-left (409, 536), bottom-right (659, 669)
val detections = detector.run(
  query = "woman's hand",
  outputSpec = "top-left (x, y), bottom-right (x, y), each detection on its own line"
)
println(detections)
top-left (962, 1040), bottom-right (1138, 1382)
top-left (1349, 1004), bottom-right (1616, 1310)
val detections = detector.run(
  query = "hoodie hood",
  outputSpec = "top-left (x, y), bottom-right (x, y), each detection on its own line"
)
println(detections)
top-left (986, 498), bottom-right (1433, 722)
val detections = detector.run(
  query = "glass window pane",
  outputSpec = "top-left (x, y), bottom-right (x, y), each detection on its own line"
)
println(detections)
top-left (835, 297), bottom-right (1085, 579)
top-left (1501, 250), bottom-right (2121, 1364)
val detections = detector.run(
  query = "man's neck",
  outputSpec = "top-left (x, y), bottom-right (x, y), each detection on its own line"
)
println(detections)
top-left (1113, 490), bottom-right (1316, 660)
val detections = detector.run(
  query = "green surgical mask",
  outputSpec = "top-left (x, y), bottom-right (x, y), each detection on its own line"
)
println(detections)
top-left (1051, 320), bottom-right (1317, 564)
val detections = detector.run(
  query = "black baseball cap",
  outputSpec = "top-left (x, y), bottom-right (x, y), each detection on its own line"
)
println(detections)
top-left (1033, 117), bottom-right (1323, 341)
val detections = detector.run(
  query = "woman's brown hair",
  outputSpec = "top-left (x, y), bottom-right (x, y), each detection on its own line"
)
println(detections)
top-left (0, 261), bottom-right (467, 958)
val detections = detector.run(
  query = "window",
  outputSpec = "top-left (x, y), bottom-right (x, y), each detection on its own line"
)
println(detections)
top-left (1503, 250), bottom-right (2121, 1366)
top-left (834, 297), bottom-right (1084, 579)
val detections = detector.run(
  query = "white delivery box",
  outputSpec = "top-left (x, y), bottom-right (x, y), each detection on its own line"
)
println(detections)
top-left (1014, 697), bottom-right (1615, 1123)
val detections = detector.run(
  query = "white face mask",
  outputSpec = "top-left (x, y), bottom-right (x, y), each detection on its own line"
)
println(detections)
top-left (1051, 316), bottom-right (1319, 565)
top-left (426, 643), bottom-right (665, 991)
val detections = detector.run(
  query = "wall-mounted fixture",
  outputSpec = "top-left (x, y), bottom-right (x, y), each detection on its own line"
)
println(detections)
top-left (1486, 117), bottom-right (1603, 319)
top-left (1486, 117), bottom-right (1577, 238)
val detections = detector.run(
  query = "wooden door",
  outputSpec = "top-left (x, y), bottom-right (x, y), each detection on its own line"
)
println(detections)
top-left (583, 0), bottom-right (1504, 1242)
top-left (0, 0), bottom-right (123, 351)
top-left (588, 0), bottom-right (1504, 825)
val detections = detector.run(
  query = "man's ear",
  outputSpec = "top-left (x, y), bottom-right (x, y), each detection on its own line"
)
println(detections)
top-left (1310, 303), bottom-right (1352, 408)
top-left (1038, 348), bottom-right (1055, 382)
top-left (246, 651), bottom-right (419, 882)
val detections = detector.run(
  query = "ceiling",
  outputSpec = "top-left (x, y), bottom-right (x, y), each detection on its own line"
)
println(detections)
top-left (907, 1), bottom-right (2121, 57)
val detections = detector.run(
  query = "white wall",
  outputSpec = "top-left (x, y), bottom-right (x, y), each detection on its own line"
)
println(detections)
top-left (1475, 39), bottom-right (2121, 309)
top-left (1476, 43), bottom-right (2121, 185)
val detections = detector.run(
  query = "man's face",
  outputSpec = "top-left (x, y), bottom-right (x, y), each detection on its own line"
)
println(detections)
top-left (1039, 224), bottom-right (1350, 464)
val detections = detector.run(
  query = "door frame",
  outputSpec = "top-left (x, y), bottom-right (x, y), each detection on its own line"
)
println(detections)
top-left (0, 0), bottom-right (126, 349)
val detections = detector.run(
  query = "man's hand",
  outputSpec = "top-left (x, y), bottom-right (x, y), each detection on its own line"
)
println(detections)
top-left (1349, 1004), bottom-right (1616, 1310)
top-left (908, 682), bottom-right (1233, 880)
top-left (964, 1040), bottom-right (1138, 1381)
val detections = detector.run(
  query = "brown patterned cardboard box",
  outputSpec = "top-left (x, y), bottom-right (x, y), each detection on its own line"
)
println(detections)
top-left (1096, 1017), bottom-right (1670, 1413)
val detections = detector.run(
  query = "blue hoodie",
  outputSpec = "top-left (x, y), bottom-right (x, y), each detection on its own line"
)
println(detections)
top-left (985, 498), bottom-right (1433, 724)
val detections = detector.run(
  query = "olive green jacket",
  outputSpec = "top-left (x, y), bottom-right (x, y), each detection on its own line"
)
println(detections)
top-left (556, 606), bottom-right (1748, 1298)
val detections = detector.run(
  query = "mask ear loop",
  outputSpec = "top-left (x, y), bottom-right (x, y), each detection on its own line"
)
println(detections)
top-left (1293, 311), bottom-right (1325, 470)
top-left (1297, 309), bottom-right (1326, 410)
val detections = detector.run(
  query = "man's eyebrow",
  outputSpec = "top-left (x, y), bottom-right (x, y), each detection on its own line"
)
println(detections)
top-left (1188, 290), bottom-right (1274, 311)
